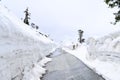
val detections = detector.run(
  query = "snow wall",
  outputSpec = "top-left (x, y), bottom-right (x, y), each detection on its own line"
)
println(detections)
top-left (87, 31), bottom-right (120, 62)
top-left (0, 4), bottom-right (56, 80)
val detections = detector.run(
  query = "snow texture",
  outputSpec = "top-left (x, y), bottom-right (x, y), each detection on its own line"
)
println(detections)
top-left (87, 31), bottom-right (120, 62)
top-left (63, 33), bottom-right (120, 80)
top-left (85, 32), bottom-right (120, 80)
top-left (0, 4), bottom-right (56, 80)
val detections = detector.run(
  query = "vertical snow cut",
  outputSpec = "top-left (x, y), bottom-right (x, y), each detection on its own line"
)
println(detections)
top-left (0, 4), bottom-right (56, 80)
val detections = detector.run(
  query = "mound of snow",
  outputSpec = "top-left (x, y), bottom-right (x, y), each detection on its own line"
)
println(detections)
top-left (22, 57), bottom-right (52, 80)
top-left (87, 31), bottom-right (120, 62)
top-left (63, 44), bottom-right (120, 80)
top-left (85, 31), bottom-right (120, 80)
top-left (0, 4), bottom-right (56, 80)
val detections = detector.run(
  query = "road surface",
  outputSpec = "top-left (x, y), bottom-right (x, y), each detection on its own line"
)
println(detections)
top-left (42, 48), bottom-right (105, 80)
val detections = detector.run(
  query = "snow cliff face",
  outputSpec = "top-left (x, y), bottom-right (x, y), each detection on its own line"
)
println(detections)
top-left (87, 32), bottom-right (120, 62)
top-left (0, 4), bottom-right (56, 80)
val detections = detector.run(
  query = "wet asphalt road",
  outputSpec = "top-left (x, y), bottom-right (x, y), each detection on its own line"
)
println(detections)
top-left (42, 49), bottom-right (105, 80)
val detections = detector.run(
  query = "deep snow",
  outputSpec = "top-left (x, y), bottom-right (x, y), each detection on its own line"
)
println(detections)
top-left (0, 4), bottom-right (56, 80)
top-left (63, 42), bottom-right (120, 80)
top-left (1, 2), bottom-right (120, 80)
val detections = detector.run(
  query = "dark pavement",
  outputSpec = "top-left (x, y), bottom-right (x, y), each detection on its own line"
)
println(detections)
top-left (42, 49), bottom-right (105, 80)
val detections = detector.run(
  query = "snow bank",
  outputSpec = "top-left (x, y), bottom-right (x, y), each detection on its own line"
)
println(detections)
top-left (63, 44), bottom-right (120, 80)
top-left (85, 32), bottom-right (120, 80)
top-left (87, 31), bottom-right (120, 62)
top-left (22, 57), bottom-right (52, 80)
top-left (60, 41), bottom-right (79, 50)
top-left (0, 4), bottom-right (56, 80)
top-left (62, 30), bottom-right (120, 80)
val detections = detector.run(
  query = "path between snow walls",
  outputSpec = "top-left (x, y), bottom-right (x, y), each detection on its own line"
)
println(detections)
top-left (41, 48), bottom-right (105, 80)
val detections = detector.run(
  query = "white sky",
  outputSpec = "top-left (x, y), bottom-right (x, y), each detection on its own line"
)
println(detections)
top-left (1, 0), bottom-right (120, 42)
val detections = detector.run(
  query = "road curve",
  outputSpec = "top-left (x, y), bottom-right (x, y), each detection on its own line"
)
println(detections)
top-left (42, 49), bottom-right (105, 80)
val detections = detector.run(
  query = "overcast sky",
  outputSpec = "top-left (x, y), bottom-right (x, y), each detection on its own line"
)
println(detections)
top-left (1, 0), bottom-right (120, 42)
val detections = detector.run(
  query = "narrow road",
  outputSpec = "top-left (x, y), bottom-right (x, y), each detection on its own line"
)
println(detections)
top-left (42, 48), bottom-right (105, 80)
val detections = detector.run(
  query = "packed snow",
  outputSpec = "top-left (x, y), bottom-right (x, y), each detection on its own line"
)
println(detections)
top-left (22, 57), bottom-right (52, 80)
top-left (63, 36), bottom-right (120, 80)
top-left (0, 4), bottom-right (56, 80)
top-left (1, 1), bottom-right (120, 80)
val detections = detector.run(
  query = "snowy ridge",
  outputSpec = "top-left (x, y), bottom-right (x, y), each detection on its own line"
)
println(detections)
top-left (0, 4), bottom-right (53, 44)
top-left (0, 4), bottom-right (56, 80)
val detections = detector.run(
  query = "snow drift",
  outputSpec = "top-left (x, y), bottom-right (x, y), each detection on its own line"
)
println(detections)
top-left (0, 4), bottom-right (56, 80)
top-left (86, 32), bottom-right (120, 80)
top-left (87, 31), bottom-right (120, 62)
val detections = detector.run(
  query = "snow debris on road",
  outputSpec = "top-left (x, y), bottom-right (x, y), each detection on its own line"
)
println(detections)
top-left (22, 57), bottom-right (52, 80)
top-left (38, 57), bottom-right (52, 67)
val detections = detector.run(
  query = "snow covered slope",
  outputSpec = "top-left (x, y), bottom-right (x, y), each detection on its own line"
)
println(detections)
top-left (0, 4), bottom-right (56, 80)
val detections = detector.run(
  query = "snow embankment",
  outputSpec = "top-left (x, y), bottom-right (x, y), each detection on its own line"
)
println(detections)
top-left (87, 32), bottom-right (120, 62)
top-left (22, 57), bottom-right (52, 80)
top-left (0, 4), bottom-right (56, 80)
top-left (63, 44), bottom-right (120, 80)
